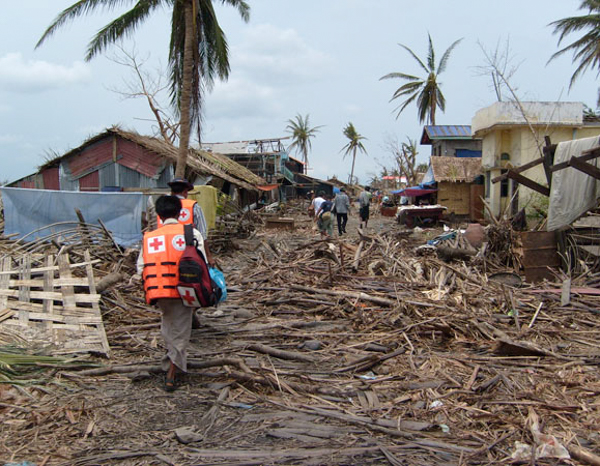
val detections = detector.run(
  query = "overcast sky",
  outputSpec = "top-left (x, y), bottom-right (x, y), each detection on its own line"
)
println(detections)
top-left (1, 1), bottom-right (598, 184)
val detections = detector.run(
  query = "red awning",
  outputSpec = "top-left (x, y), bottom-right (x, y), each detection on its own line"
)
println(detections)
top-left (257, 184), bottom-right (279, 192)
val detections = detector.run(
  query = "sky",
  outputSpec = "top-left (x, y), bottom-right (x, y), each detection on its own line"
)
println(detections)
top-left (1, 1), bottom-right (599, 185)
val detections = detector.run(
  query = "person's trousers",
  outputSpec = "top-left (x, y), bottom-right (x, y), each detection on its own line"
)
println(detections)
top-left (157, 298), bottom-right (193, 372)
top-left (336, 213), bottom-right (348, 234)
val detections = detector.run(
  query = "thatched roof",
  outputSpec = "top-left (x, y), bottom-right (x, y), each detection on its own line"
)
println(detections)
top-left (42, 127), bottom-right (265, 191)
top-left (430, 156), bottom-right (482, 183)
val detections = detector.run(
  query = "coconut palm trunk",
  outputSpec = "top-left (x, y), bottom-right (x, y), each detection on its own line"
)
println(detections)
top-left (349, 146), bottom-right (357, 184)
top-left (175, 1), bottom-right (196, 178)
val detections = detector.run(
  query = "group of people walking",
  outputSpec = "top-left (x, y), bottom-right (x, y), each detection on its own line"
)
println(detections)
top-left (309, 186), bottom-right (372, 237)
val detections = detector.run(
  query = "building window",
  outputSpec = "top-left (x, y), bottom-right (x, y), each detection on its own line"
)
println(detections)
top-left (500, 152), bottom-right (510, 161)
top-left (485, 171), bottom-right (491, 198)
top-left (500, 169), bottom-right (509, 198)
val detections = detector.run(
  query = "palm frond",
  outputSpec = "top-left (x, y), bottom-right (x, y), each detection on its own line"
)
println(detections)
top-left (36, 0), bottom-right (135, 49)
top-left (398, 43), bottom-right (430, 74)
top-left (437, 38), bottom-right (463, 75)
top-left (86, 0), bottom-right (163, 60)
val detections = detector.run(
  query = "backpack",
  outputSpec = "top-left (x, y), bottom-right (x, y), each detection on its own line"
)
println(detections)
top-left (177, 224), bottom-right (221, 307)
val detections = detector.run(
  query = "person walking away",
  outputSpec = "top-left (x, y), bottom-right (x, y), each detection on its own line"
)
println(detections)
top-left (333, 188), bottom-right (350, 235)
top-left (310, 191), bottom-right (326, 233)
top-left (315, 194), bottom-right (334, 237)
top-left (133, 195), bottom-right (207, 392)
top-left (358, 186), bottom-right (372, 229)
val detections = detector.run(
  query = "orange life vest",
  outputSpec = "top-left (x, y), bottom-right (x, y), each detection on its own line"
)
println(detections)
top-left (158, 198), bottom-right (196, 228)
top-left (142, 223), bottom-right (187, 304)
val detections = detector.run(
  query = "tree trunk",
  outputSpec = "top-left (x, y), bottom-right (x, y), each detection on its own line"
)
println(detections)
top-left (349, 147), bottom-right (357, 184)
top-left (175, 0), bottom-right (195, 178)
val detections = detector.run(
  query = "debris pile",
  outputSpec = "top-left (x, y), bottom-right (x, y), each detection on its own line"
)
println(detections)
top-left (1, 212), bottom-right (600, 465)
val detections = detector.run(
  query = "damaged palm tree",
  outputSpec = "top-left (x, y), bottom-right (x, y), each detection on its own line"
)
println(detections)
top-left (37, 0), bottom-right (250, 177)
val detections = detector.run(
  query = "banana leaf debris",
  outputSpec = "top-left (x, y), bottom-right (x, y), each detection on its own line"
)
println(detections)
top-left (1, 201), bottom-right (600, 465)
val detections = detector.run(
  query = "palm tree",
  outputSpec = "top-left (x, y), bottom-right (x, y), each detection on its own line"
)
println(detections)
top-left (36, 0), bottom-right (250, 178)
top-left (286, 114), bottom-right (322, 174)
top-left (341, 122), bottom-right (367, 185)
top-left (549, 1), bottom-right (600, 96)
top-left (380, 34), bottom-right (462, 125)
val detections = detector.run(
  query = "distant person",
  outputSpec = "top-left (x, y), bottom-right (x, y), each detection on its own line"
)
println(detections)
top-left (315, 194), bottom-right (334, 237)
top-left (310, 191), bottom-right (326, 229)
top-left (134, 195), bottom-right (207, 392)
top-left (333, 188), bottom-right (350, 235)
top-left (358, 186), bottom-right (372, 229)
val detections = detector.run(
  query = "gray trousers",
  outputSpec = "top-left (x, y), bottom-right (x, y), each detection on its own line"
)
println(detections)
top-left (156, 298), bottom-right (193, 372)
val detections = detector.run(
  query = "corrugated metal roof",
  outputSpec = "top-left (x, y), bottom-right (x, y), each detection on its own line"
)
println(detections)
top-left (420, 125), bottom-right (473, 145)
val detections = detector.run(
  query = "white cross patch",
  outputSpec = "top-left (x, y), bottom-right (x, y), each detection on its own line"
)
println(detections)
top-left (179, 208), bottom-right (191, 222)
top-left (177, 286), bottom-right (201, 307)
top-left (172, 234), bottom-right (186, 251)
top-left (147, 235), bottom-right (166, 254)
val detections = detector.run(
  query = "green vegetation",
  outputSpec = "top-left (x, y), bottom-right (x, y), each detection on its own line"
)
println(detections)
top-left (380, 34), bottom-right (463, 124)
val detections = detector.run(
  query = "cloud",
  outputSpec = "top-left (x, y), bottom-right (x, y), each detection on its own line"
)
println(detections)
top-left (231, 24), bottom-right (332, 86)
top-left (203, 24), bottom-right (332, 131)
top-left (0, 134), bottom-right (20, 144)
top-left (0, 53), bottom-right (92, 93)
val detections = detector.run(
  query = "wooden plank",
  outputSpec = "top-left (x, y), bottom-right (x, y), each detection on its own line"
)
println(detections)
top-left (551, 146), bottom-right (600, 172)
top-left (569, 155), bottom-right (600, 180)
top-left (492, 157), bottom-right (544, 183)
top-left (506, 171), bottom-right (550, 196)
top-left (85, 249), bottom-right (110, 356)
top-left (18, 255), bottom-right (31, 325)
top-left (0, 290), bottom-right (100, 303)
top-left (0, 257), bottom-right (10, 311)
top-left (561, 278), bottom-right (571, 306)
top-left (9, 278), bottom-right (96, 288)
top-left (58, 253), bottom-right (77, 312)
top-left (0, 260), bottom-right (100, 276)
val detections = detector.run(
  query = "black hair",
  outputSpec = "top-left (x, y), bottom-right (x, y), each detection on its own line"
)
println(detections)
top-left (365, 186), bottom-right (371, 192)
top-left (169, 183), bottom-right (186, 195)
top-left (155, 195), bottom-right (182, 221)
top-left (318, 190), bottom-right (326, 197)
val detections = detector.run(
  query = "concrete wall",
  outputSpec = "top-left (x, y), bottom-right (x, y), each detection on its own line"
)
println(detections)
top-left (472, 102), bottom-right (583, 134)
top-left (481, 125), bottom-right (600, 218)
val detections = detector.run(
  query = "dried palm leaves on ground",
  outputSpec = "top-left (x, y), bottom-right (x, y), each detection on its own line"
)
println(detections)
top-left (1, 211), bottom-right (600, 465)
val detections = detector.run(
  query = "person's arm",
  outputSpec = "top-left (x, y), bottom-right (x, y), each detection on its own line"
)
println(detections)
top-left (129, 248), bottom-right (144, 284)
top-left (193, 228), bottom-right (214, 267)
top-left (193, 203), bottom-right (208, 241)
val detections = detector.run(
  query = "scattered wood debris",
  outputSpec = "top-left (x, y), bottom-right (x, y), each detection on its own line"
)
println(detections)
top-left (1, 208), bottom-right (599, 465)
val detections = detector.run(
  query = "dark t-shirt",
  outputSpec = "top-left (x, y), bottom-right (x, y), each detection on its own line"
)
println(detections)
top-left (320, 200), bottom-right (333, 213)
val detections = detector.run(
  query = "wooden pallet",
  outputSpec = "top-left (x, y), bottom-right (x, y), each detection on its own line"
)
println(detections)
top-left (0, 250), bottom-right (110, 357)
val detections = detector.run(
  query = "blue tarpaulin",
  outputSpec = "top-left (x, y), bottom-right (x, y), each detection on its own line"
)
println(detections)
top-left (0, 187), bottom-right (144, 247)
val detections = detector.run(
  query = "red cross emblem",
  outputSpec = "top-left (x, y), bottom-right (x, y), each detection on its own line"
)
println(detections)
top-left (177, 286), bottom-right (200, 307)
top-left (179, 208), bottom-right (191, 222)
top-left (147, 235), bottom-right (166, 253)
top-left (172, 234), bottom-right (186, 251)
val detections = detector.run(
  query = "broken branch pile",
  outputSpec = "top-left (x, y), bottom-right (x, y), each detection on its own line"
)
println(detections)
top-left (1, 215), bottom-right (599, 465)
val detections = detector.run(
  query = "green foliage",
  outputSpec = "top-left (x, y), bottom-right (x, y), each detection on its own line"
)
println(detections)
top-left (286, 114), bottom-right (322, 172)
top-left (549, 0), bottom-right (600, 91)
top-left (525, 191), bottom-right (550, 218)
top-left (380, 34), bottom-right (463, 124)
top-left (341, 122), bottom-right (367, 185)
top-left (0, 345), bottom-right (98, 386)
